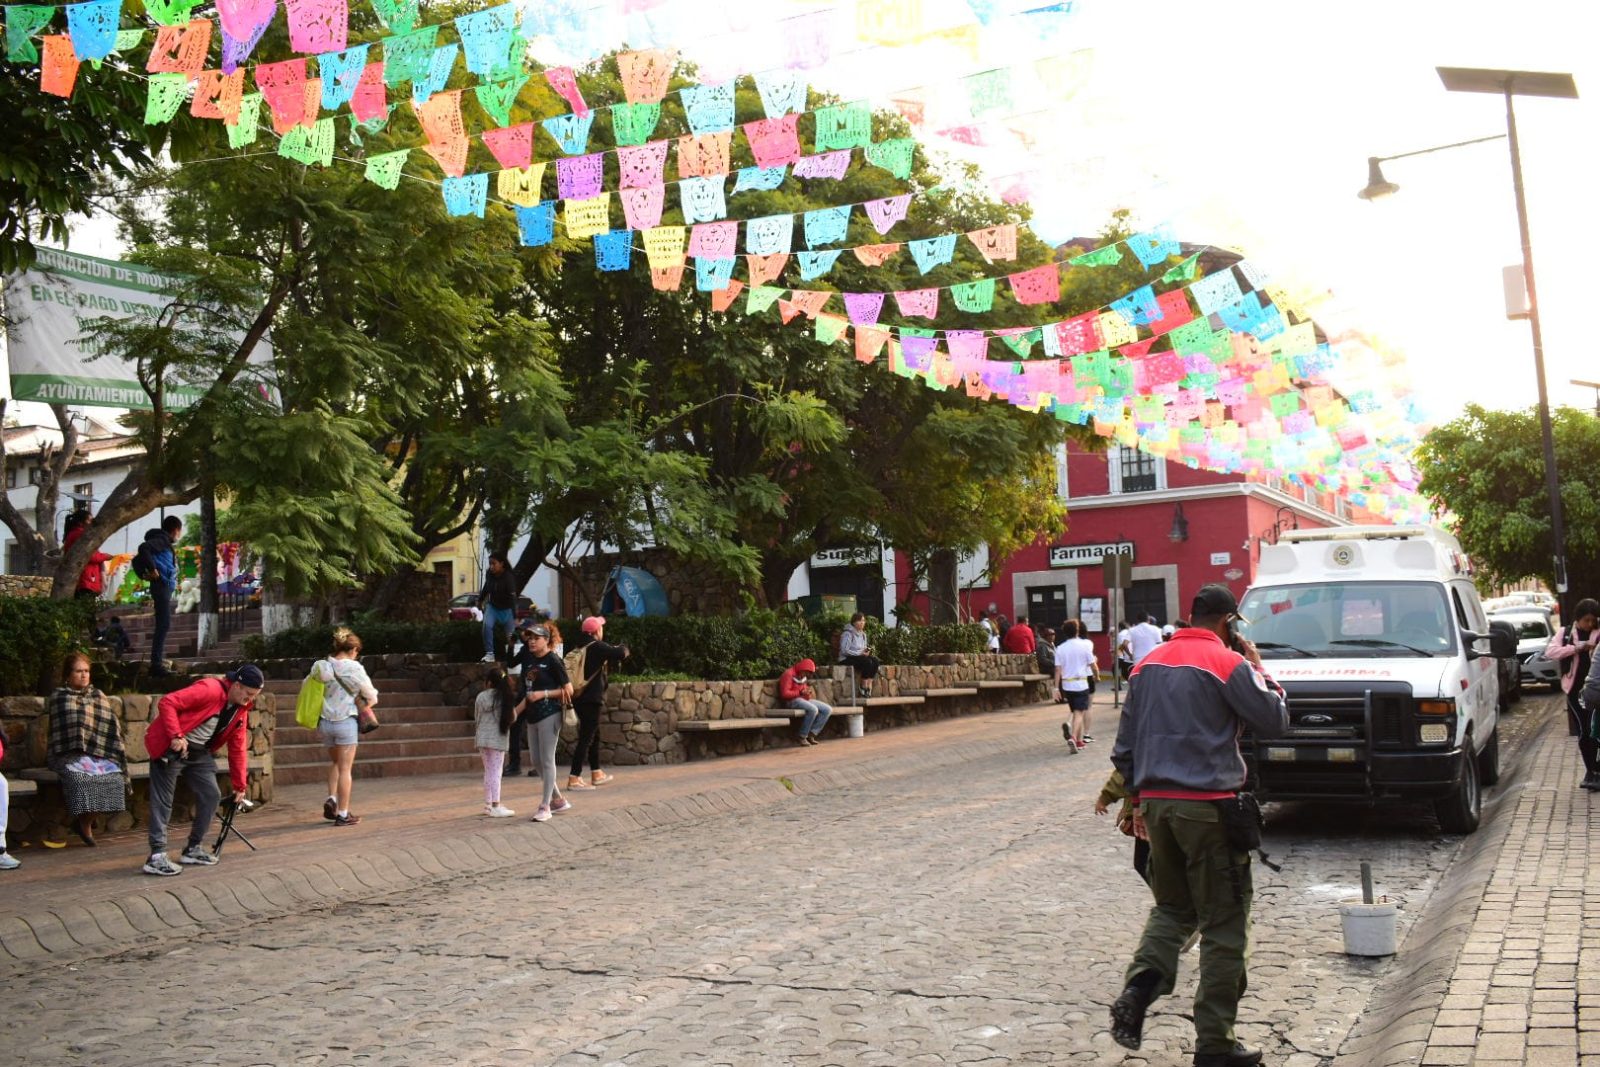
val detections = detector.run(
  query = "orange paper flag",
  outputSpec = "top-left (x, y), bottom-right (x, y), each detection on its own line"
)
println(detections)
top-left (709, 279), bottom-right (745, 313)
top-left (746, 253), bottom-right (788, 287)
top-left (41, 35), bottom-right (80, 97)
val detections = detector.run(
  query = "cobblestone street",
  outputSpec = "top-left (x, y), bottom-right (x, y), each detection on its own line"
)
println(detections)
top-left (0, 694), bottom-right (1565, 1066)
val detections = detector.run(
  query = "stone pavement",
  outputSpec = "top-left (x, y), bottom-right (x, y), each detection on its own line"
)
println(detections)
top-left (0, 688), bottom-right (1583, 1067)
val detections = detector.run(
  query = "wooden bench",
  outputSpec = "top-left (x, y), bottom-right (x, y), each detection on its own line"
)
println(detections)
top-left (858, 695), bottom-right (927, 707)
top-left (677, 718), bottom-right (791, 732)
top-left (974, 679), bottom-right (1025, 690)
top-left (898, 687), bottom-right (979, 698)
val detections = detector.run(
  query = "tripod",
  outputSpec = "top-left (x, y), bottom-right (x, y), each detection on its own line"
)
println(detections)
top-left (211, 797), bottom-right (258, 857)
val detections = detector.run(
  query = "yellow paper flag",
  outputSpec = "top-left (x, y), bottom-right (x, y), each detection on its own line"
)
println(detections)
top-left (496, 163), bottom-right (546, 207)
top-left (565, 193), bottom-right (611, 239)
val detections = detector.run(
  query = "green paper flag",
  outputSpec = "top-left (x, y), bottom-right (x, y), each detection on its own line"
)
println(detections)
top-left (144, 73), bottom-right (189, 125)
top-left (746, 285), bottom-right (784, 314)
top-left (610, 102), bottom-right (660, 148)
top-left (475, 74), bottom-right (527, 127)
top-left (813, 105), bottom-right (872, 152)
top-left (371, 0), bottom-right (420, 33)
top-left (1161, 253), bottom-right (1200, 282)
top-left (951, 277), bottom-right (996, 313)
top-left (226, 95), bottom-right (263, 148)
top-left (279, 117), bottom-right (336, 166)
top-left (6, 6), bottom-right (53, 63)
top-left (999, 328), bottom-right (1039, 357)
top-left (1270, 392), bottom-right (1301, 417)
top-left (816, 314), bottom-right (849, 345)
top-left (864, 138), bottom-right (914, 180)
top-left (144, 0), bottom-right (197, 25)
top-left (1069, 244), bottom-right (1122, 268)
top-left (382, 25), bottom-right (439, 87)
top-left (364, 149), bottom-right (408, 189)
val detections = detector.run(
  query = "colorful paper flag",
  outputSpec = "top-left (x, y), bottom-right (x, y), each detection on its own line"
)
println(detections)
top-left (1009, 264), bottom-right (1059, 305)
top-left (864, 138), bottom-right (914, 180)
top-left (643, 226), bottom-right (686, 270)
top-left (226, 92), bottom-right (262, 146)
top-left (6, 5), bottom-right (54, 62)
top-left (908, 234), bottom-right (956, 274)
top-left (676, 132), bottom-right (732, 178)
top-left (746, 253), bottom-right (788, 286)
top-left (147, 18), bottom-right (210, 74)
top-left (853, 243), bottom-right (900, 267)
top-left (564, 193), bottom-right (611, 239)
top-left (593, 228), bottom-right (633, 271)
top-left (515, 202), bottom-right (555, 247)
top-left (556, 153), bottom-right (605, 200)
top-left (617, 48), bottom-right (674, 104)
top-left (844, 291), bottom-right (884, 325)
top-left (544, 67), bottom-right (588, 117)
top-left (754, 69), bottom-right (806, 118)
top-left (620, 184), bottom-right (665, 230)
top-left (682, 81), bottom-right (735, 135)
top-left (951, 278), bottom-right (996, 312)
top-left (1126, 225), bottom-right (1179, 268)
top-left (813, 105), bottom-right (872, 152)
top-left (481, 123), bottom-right (534, 170)
top-left (610, 101), bottom-right (660, 147)
top-left (967, 224), bottom-right (1017, 263)
top-left (893, 288), bottom-right (939, 318)
top-left (65, 0), bottom-right (120, 61)
top-left (744, 115), bottom-right (801, 169)
top-left (454, 4), bottom-right (514, 76)
top-left (863, 194), bottom-right (910, 235)
top-left (745, 214), bottom-right (793, 256)
top-left (496, 164), bottom-right (545, 207)
top-left (695, 257), bottom-right (736, 292)
top-left (734, 165), bottom-right (787, 193)
top-left (144, 72), bottom-right (189, 123)
top-left (542, 111), bottom-right (595, 155)
top-left (285, 0), bottom-right (346, 55)
top-left (796, 250), bottom-right (841, 280)
top-left (792, 151), bottom-right (851, 180)
top-left (803, 205), bottom-right (850, 249)
top-left (475, 74), bottom-right (526, 127)
top-left (688, 220), bottom-right (738, 259)
top-left (680, 176), bottom-right (727, 224)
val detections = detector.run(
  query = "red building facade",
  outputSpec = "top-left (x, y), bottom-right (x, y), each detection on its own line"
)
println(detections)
top-left (893, 441), bottom-right (1382, 664)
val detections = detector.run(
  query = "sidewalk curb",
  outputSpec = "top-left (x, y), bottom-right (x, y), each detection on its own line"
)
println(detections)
top-left (1331, 705), bottom-right (1557, 1066)
top-left (0, 720), bottom-right (1063, 971)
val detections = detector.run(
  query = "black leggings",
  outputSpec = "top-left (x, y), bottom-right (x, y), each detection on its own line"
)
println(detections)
top-left (840, 653), bottom-right (880, 680)
top-left (1566, 690), bottom-right (1598, 774)
top-left (570, 702), bottom-right (602, 776)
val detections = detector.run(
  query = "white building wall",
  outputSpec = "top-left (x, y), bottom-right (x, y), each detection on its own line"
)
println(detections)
top-left (3, 456), bottom-right (201, 570)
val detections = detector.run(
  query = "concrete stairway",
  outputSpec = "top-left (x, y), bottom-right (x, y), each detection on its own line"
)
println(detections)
top-left (265, 675), bottom-right (480, 786)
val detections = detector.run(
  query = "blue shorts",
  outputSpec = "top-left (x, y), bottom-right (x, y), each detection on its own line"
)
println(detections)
top-left (1063, 689), bottom-right (1091, 712)
top-left (319, 716), bottom-right (359, 746)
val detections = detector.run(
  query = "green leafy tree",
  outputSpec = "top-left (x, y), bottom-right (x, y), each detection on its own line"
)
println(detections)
top-left (1416, 404), bottom-right (1600, 595)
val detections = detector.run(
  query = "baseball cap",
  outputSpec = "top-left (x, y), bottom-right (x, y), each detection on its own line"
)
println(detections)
top-left (1190, 584), bottom-right (1240, 620)
top-left (525, 625), bottom-right (550, 639)
top-left (581, 615), bottom-right (605, 635)
top-left (227, 663), bottom-right (265, 689)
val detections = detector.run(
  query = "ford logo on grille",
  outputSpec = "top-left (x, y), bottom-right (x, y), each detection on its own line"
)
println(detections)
top-left (1300, 714), bottom-right (1335, 725)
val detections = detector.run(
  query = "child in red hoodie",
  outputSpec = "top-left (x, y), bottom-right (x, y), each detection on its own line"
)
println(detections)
top-left (778, 658), bottom-right (832, 745)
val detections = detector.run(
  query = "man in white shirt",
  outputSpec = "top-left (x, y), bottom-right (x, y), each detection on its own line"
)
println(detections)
top-left (1116, 622), bottom-right (1134, 680)
top-left (1128, 616), bottom-right (1164, 665)
top-left (1055, 620), bottom-right (1099, 753)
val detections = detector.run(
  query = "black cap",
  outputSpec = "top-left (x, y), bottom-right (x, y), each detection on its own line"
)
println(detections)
top-left (227, 663), bottom-right (265, 688)
top-left (1191, 584), bottom-right (1239, 620)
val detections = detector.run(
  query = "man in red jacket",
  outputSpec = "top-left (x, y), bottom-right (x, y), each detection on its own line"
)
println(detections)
top-left (141, 664), bottom-right (263, 876)
top-left (1001, 616), bottom-right (1037, 655)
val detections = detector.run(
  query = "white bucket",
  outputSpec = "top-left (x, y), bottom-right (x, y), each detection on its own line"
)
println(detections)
top-left (1339, 900), bottom-right (1398, 957)
top-left (848, 714), bottom-right (865, 739)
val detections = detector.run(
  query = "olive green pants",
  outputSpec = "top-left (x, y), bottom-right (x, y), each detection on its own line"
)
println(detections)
top-left (1124, 798), bottom-right (1253, 1055)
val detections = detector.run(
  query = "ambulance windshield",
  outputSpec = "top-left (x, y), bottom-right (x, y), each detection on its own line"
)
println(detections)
top-left (1237, 581), bottom-right (1457, 658)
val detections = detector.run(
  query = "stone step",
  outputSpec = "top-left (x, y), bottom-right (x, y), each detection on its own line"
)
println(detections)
top-left (275, 702), bottom-right (468, 729)
top-left (275, 734), bottom-right (479, 766)
top-left (274, 720), bottom-right (475, 747)
top-left (266, 687), bottom-right (444, 710)
top-left (263, 676), bottom-right (426, 694)
top-left (273, 752), bottom-right (483, 786)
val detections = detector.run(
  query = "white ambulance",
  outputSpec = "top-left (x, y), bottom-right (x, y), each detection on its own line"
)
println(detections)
top-left (1236, 525), bottom-right (1515, 833)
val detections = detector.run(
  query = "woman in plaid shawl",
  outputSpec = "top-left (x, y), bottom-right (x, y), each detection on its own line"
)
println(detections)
top-left (48, 652), bottom-right (128, 846)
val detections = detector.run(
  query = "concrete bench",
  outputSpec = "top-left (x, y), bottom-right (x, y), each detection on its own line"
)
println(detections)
top-left (6, 778), bottom-right (38, 798)
top-left (859, 695), bottom-right (927, 707)
top-left (677, 719), bottom-right (792, 732)
top-left (899, 687), bottom-right (979, 698)
top-left (974, 680), bottom-right (1024, 690)
top-left (18, 756), bottom-right (235, 782)
top-left (1000, 674), bottom-right (1053, 683)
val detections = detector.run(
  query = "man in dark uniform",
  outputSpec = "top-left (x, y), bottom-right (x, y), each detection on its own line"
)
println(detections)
top-left (1107, 585), bottom-right (1288, 1067)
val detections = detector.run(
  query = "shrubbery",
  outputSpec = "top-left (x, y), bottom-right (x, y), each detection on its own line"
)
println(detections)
top-left (244, 611), bottom-right (988, 680)
top-left (0, 595), bottom-right (96, 695)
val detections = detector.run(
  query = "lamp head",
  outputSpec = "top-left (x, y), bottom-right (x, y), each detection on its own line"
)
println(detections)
top-left (1358, 157), bottom-right (1400, 200)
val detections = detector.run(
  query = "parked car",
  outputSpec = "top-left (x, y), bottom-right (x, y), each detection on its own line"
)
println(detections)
top-left (447, 594), bottom-right (534, 622)
top-left (1487, 619), bottom-right (1523, 712)
top-left (1490, 609), bottom-right (1560, 690)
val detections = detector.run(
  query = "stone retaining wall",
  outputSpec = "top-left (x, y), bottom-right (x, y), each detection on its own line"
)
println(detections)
top-left (1, 689), bottom-right (277, 843)
top-left (0, 575), bottom-right (52, 598)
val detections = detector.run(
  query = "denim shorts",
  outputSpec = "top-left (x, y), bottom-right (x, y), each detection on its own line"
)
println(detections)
top-left (319, 716), bottom-right (359, 746)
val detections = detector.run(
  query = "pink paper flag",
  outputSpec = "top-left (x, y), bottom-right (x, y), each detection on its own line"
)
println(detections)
top-left (617, 141), bottom-right (668, 189)
top-left (967, 224), bottom-right (1017, 263)
top-left (1146, 289), bottom-right (1195, 337)
top-left (481, 123), bottom-right (533, 169)
top-left (893, 288), bottom-right (939, 318)
top-left (1053, 313), bottom-right (1102, 356)
top-left (844, 292), bottom-right (884, 325)
top-left (349, 60), bottom-right (385, 122)
top-left (254, 58), bottom-right (309, 134)
top-left (285, 0), bottom-right (346, 55)
top-left (854, 244), bottom-right (900, 267)
top-left (792, 150), bottom-right (851, 180)
top-left (863, 194), bottom-right (910, 236)
top-left (743, 115), bottom-right (801, 169)
top-left (946, 330), bottom-right (989, 360)
top-left (746, 253), bottom-right (788, 286)
top-left (544, 66), bottom-right (588, 116)
top-left (1008, 264), bottom-right (1059, 306)
top-left (620, 185), bottom-right (665, 230)
top-left (688, 221), bottom-right (738, 259)
top-left (216, 0), bottom-right (275, 45)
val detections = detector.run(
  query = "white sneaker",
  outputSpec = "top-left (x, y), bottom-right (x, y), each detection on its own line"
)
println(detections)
top-left (480, 654), bottom-right (498, 663)
top-left (143, 852), bottom-right (183, 876)
top-left (181, 844), bottom-right (219, 866)
top-left (488, 804), bottom-right (516, 818)
top-left (0, 853), bottom-right (19, 870)
top-left (531, 806), bottom-right (552, 822)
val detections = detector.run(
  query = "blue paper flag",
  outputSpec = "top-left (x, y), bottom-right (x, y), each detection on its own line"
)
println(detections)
top-left (681, 81), bottom-right (735, 135)
top-left (796, 249), bottom-right (842, 280)
top-left (454, 4), bottom-right (515, 76)
top-left (754, 69), bottom-right (806, 118)
top-left (442, 173), bottom-right (488, 218)
top-left (594, 228), bottom-right (634, 272)
top-left (734, 165), bottom-right (787, 193)
top-left (745, 214), bottom-right (793, 256)
top-left (318, 44), bottom-right (369, 110)
top-left (1110, 285), bottom-right (1160, 326)
top-left (515, 202), bottom-right (555, 246)
top-left (1127, 225), bottom-right (1179, 268)
top-left (542, 111), bottom-right (595, 155)
top-left (695, 257), bottom-right (736, 291)
top-left (411, 43), bottom-right (459, 106)
top-left (680, 176), bottom-right (727, 224)
top-left (802, 205), bottom-right (851, 249)
top-left (908, 234), bottom-right (957, 275)
top-left (1190, 268), bottom-right (1243, 316)
top-left (66, 0), bottom-right (120, 60)
top-left (1217, 292), bottom-right (1264, 333)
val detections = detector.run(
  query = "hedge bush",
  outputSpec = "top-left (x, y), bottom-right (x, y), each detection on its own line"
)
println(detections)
top-left (243, 612), bottom-right (989, 680)
top-left (0, 595), bottom-right (97, 696)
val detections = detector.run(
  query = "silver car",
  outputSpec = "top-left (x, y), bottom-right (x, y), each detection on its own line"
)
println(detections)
top-left (1491, 609), bottom-right (1560, 689)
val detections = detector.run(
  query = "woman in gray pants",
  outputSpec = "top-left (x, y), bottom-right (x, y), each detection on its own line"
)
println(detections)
top-left (517, 626), bottom-right (572, 822)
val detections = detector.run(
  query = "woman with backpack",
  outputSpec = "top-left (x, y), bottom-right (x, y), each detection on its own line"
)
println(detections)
top-left (1545, 598), bottom-right (1600, 790)
top-left (566, 616), bottom-right (629, 791)
top-left (474, 667), bottom-right (519, 817)
top-left (312, 627), bottom-right (378, 826)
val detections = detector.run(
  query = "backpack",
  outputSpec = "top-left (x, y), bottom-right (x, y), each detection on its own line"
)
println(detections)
top-left (132, 543), bottom-right (158, 582)
top-left (564, 644), bottom-right (595, 698)
top-left (295, 672), bottom-right (325, 730)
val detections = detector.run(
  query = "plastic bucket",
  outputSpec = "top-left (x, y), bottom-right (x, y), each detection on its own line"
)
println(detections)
top-left (848, 714), bottom-right (865, 739)
top-left (1339, 900), bottom-right (1398, 957)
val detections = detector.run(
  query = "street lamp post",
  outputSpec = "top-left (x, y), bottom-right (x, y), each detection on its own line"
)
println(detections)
top-left (1360, 67), bottom-right (1578, 611)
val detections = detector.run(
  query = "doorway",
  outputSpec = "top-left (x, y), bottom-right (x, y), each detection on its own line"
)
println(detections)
top-left (1027, 585), bottom-right (1069, 632)
top-left (1124, 578), bottom-right (1169, 626)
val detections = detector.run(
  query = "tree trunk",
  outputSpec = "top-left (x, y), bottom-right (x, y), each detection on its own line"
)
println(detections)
top-left (196, 473), bottom-right (219, 652)
top-left (927, 548), bottom-right (960, 624)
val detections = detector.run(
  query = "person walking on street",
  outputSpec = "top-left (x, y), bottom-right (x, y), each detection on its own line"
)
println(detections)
top-left (567, 615), bottom-right (627, 791)
top-left (838, 613), bottom-right (881, 698)
top-left (1544, 598), bottom-right (1599, 789)
top-left (1128, 615), bottom-right (1164, 666)
top-left (518, 625), bottom-right (572, 822)
top-left (140, 515), bottom-right (182, 676)
top-left (479, 554), bottom-right (518, 663)
top-left (1054, 620), bottom-right (1098, 752)
top-left (1115, 621), bottom-right (1134, 681)
top-left (141, 664), bottom-right (263, 875)
top-left (313, 627), bottom-right (377, 826)
top-left (1107, 586), bottom-right (1288, 1067)
top-left (473, 667), bottom-right (519, 817)
top-left (779, 658), bottom-right (831, 744)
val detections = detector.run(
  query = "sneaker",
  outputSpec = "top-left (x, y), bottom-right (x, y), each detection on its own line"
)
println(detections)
top-left (526, 769), bottom-right (540, 777)
top-left (143, 852), bottom-right (183, 877)
top-left (1062, 723), bottom-right (1073, 743)
top-left (488, 804), bottom-right (516, 818)
top-left (590, 770), bottom-right (613, 786)
top-left (531, 806), bottom-right (552, 822)
top-left (323, 796), bottom-right (338, 821)
top-left (333, 812), bottom-right (362, 826)
top-left (180, 844), bottom-right (219, 866)
top-left (1582, 773), bottom-right (1600, 791)
top-left (550, 797), bottom-right (573, 814)
top-left (567, 775), bottom-right (594, 790)
top-left (1082, 735), bottom-right (1095, 744)
top-left (480, 653), bottom-right (498, 663)
top-left (0, 853), bottom-right (19, 871)
top-left (1065, 738), bottom-right (1078, 755)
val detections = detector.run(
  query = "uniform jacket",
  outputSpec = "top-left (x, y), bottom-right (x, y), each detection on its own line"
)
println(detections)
top-left (1110, 628), bottom-right (1288, 797)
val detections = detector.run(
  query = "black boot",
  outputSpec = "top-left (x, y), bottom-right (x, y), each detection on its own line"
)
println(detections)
top-left (1109, 970), bottom-right (1162, 1050)
top-left (1193, 1043), bottom-right (1263, 1067)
